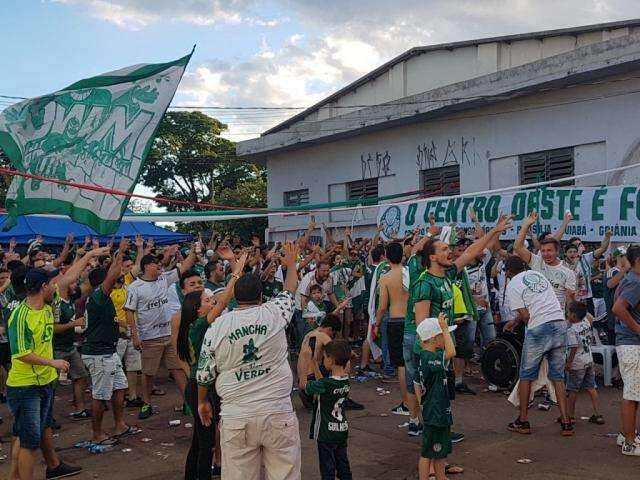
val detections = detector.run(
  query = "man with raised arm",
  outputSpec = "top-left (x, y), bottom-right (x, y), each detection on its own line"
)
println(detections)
top-left (514, 211), bottom-right (576, 312)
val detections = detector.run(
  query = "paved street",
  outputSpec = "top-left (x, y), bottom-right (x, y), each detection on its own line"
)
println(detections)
top-left (1, 366), bottom-right (638, 479)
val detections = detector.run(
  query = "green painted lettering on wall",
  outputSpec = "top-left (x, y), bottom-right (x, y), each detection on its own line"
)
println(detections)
top-left (511, 192), bottom-right (526, 220)
top-left (569, 189), bottom-right (582, 220)
top-left (592, 188), bottom-right (606, 221)
top-left (540, 189), bottom-right (554, 220)
top-left (556, 190), bottom-right (571, 219)
top-left (405, 203), bottom-right (417, 226)
top-left (620, 187), bottom-right (636, 221)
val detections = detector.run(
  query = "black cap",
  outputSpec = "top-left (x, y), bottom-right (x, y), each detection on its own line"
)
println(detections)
top-left (24, 268), bottom-right (59, 291)
top-left (456, 237), bottom-right (472, 247)
top-left (140, 254), bottom-right (161, 270)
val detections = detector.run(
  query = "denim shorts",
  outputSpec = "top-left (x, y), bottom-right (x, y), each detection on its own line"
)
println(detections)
top-left (403, 333), bottom-right (419, 394)
top-left (7, 383), bottom-right (55, 449)
top-left (520, 320), bottom-right (567, 382)
top-left (566, 364), bottom-right (596, 392)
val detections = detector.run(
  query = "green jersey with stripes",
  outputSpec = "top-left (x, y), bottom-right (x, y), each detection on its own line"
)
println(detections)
top-left (306, 376), bottom-right (350, 445)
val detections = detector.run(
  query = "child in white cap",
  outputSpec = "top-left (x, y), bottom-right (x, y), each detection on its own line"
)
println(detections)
top-left (415, 313), bottom-right (457, 480)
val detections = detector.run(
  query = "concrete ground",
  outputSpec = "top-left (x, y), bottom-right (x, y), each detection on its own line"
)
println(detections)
top-left (0, 366), bottom-right (638, 480)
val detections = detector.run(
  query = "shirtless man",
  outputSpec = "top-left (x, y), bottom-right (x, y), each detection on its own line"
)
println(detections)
top-left (296, 314), bottom-right (342, 409)
top-left (375, 242), bottom-right (411, 416)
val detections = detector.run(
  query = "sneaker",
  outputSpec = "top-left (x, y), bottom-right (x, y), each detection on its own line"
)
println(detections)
top-left (508, 417), bottom-right (531, 435)
top-left (46, 461), bottom-right (82, 479)
top-left (138, 403), bottom-right (153, 420)
top-left (390, 403), bottom-right (410, 416)
top-left (622, 441), bottom-right (640, 456)
top-left (125, 397), bottom-right (145, 408)
top-left (454, 383), bottom-right (476, 395)
top-left (408, 422), bottom-right (423, 436)
top-left (212, 464), bottom-right (222, 477)
top-left (71, 409), bottom-right (91, 419)
top-left (616, 432), bottom-right (640, 447)
top-left (343, 398), bottom-right (365, 411)
top-left (560, 422), bottom-right (575, 437)
top-left (451, 431), bottom-right (465, 443)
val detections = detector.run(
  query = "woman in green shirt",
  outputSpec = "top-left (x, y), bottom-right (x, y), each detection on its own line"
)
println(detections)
top-left (176, 253), bottom-right (245, 480)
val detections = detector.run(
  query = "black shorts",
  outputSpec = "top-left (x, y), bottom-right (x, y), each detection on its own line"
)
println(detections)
top-left (454, 321), bottom-right (474, 359)
top-left (386, 320), bottom-right (405, 367)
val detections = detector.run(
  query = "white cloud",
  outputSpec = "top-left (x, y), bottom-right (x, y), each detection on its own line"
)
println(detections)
top-left (54, 0), bottom-right (280, 29)
top-left (57, 1), bottom-right (640, 140)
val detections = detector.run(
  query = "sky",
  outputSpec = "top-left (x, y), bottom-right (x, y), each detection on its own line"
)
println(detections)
top-left (2, 1), bottom-right (640, 142)
top-left (1, 1), bottom-right (639, 207)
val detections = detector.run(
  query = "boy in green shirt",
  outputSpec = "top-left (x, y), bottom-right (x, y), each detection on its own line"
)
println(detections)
top-left (415, 314), bottom-right (457, 480)
top-left (303, 339), bottom-right (353, 480)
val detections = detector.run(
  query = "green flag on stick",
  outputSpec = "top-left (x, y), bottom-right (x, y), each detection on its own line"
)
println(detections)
top-left (0, 50), bottom-right (193, 234)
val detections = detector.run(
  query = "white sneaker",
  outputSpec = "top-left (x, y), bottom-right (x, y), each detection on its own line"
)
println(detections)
top-left (616, 432), bottom-right (640, 446)
top-left (622, 441), bottom-right (640, 456)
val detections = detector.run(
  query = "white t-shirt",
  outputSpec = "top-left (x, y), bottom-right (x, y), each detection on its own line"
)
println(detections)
top-left (124, 269), bottom-right (180, 341)
top-left (466, 249), bottom-right (492, 311)
top-left (506, 270), bottom-right (565, 329)
top-left (577, 252), bottom-right (596, 299)
top-left (196, 291), bottom-right (295, 418)
top-left (295, 270), bottom-right (333, 310)
top-left (528, 253), bottom-right (576, 311)
top-left (567, 319), bottom-right (594, 370)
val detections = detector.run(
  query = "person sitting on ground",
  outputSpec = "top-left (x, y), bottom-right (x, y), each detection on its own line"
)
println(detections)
top-left (303, 340), bottom-right (353, 480)
top-left (565, 300), bottom-right (604, 425)
top-left (415, 314), bottom-right (456, 480)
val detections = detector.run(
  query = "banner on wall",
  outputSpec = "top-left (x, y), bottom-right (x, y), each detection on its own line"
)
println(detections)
top-left (376, 185), bottom-right (640, 242)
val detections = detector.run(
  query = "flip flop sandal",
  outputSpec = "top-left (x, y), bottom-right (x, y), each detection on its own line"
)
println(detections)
top-left (112, 425), bottom-right (142, 439)
top-left (589, 415), bottom-right (605, 425)
top-left (445, 465), bottom-right (465, 474)
top-left (96, 437), bottom-right (119, 446)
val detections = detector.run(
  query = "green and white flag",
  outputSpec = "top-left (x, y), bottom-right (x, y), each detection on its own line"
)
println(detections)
top-left (0, 51), bottom-right (192, 234)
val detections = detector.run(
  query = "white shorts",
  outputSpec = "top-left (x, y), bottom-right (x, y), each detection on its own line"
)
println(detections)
top-left (82, 353), bottom-right (128, 401)
top-left (116, 337), bottom-right (142, 372)
top-left (617, 345), bottom-right (640, 402)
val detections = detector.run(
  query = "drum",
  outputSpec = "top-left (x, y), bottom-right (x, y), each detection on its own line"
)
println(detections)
top-left (481, 327), bottom-right (524, 390)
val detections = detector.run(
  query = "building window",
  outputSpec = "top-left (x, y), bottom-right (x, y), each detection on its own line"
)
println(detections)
top-left (420, 165), bottom-right (460, 197)
top-left (520, 147), bottom-right (574, 186)
top-left (347, 178), bottom-right (378, 200)
top-left (283, 189), bottom-right (309, 207)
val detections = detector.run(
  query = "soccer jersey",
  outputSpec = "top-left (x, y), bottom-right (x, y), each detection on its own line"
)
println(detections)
top-left (189, 317), bottom-right (209, 380)
top-left (83, 287), bottom-right (118, 356)
top-left (306, 376), bottom-right (350, 445)
top-left (7, 302), bottom-right (57, 387)
top-left (404, 255), bottom-right (426, 335)
top-left (413, 267), bottom-right (458, 327)
top-left (416, 349), bottom-right (452, 427)
top-left (110, 287), bottom-right (128, 334)
top-left (53, 298), bottom-right (76, 352)
top-left (528, 253), bottom-right (576, 311)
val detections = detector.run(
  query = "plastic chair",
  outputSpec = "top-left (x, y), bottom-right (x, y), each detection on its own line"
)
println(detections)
top-left (590, 329), bottom-right (616, 387)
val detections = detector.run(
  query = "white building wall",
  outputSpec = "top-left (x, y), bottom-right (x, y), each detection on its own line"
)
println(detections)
top-left (265, 71), bottom-right (640, 241)
top-left (291, 26), bottom-right (640, 128)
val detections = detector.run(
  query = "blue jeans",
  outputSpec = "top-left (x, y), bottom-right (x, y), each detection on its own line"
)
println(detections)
top-left (402, 333), bottom-right (419, 394)
top-left (520, 320), bottom-right (567, 382)
top-left (7, 383), bottom-right (55, 449)
top-left (380, 315), bottom-right (395, 376)
top-left (468, 309), bottom-right (496, 351)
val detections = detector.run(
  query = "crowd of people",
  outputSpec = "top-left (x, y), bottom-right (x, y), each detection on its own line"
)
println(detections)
top-left (0, 209), bottom-right (638, 480)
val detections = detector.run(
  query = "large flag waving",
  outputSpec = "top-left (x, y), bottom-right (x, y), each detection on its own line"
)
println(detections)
top-left (0, 51), bottom-right (192, 234)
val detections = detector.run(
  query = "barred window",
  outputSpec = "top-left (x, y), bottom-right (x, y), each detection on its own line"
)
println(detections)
top-left (420, 165), bottom-right (460, 197)
top-left (520, 148), bottom-right (574, 186)
top-left (283, 189), bottom-right (309, 207)
top-left (347, 178), bottom-right (378, 200)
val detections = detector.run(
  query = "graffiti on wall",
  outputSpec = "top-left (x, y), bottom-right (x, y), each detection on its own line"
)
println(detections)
top-left (360, 150), bottom-right (392, 179)
top-left (416, 136), bottom-right (479, 170)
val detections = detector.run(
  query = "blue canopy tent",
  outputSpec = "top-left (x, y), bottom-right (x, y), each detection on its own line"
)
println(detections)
top-left (0, 214), bottom-right (192, 246)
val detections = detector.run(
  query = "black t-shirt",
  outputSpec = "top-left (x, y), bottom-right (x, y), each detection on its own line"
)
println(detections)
top-left (83, 287), bottom-right (118, 355)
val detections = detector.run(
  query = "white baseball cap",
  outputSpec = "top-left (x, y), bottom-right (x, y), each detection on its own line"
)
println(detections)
top-left (416, 317), bottom-right (457, 341)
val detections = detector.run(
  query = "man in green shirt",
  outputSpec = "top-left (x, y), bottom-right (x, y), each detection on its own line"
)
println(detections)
top-left (404, 214), bottom-right (511, 438)
top-left (82, 238), bottom-right (139, 446)
top-left (204, 260), bottom-right (226, 293)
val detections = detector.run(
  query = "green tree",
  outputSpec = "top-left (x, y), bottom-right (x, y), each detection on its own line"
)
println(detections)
top-left (141, 111), bottom-right (266, 239)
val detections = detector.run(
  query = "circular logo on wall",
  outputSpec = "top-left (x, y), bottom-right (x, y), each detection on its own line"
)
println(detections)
top-left (522, 272), bottom-right (548, 293)
top-left (380, 206), bottom-right (401, 238)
